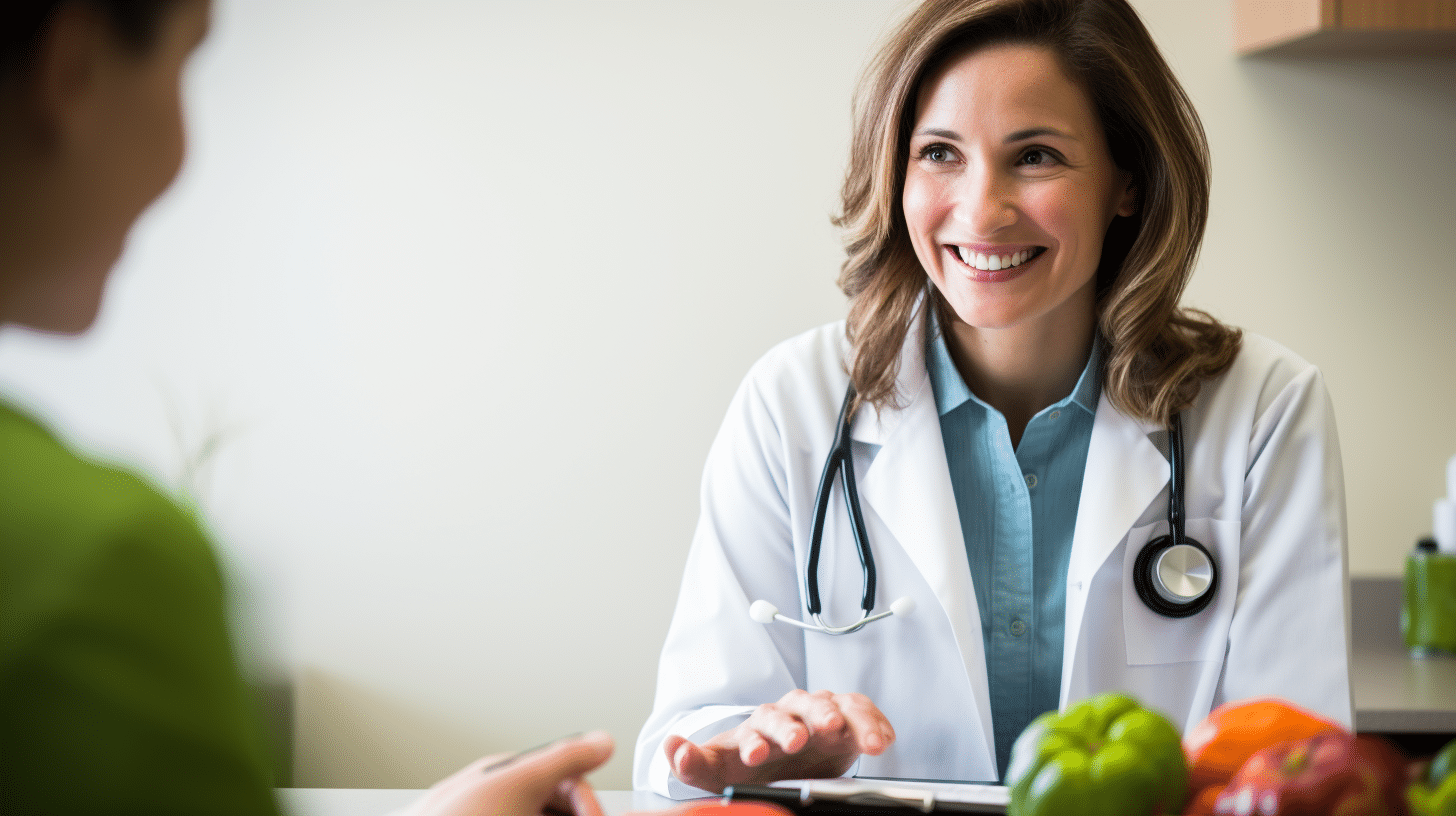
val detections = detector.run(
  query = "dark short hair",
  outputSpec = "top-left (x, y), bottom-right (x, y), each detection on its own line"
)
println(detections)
top-left (1, 0), bottom-right (180, 75)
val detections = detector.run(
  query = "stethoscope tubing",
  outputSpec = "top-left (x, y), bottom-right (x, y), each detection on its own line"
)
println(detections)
top-left (771, 384), bottom-right (1219, 635)
top-left (805, 387), bottom-right (876, 617)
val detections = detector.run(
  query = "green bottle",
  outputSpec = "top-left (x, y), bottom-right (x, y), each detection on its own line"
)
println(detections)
top-left (1403, 537), bottom-right (1456, 656)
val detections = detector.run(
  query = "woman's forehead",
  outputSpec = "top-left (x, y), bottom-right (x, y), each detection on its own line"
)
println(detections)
top-left (912, 43), bottom-right (1099, 138)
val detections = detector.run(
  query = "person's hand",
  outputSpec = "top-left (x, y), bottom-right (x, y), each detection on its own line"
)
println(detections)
top-left (663, 689), bottom-right (894, 793)
top-left (403, 730), bottom-right (614, 816)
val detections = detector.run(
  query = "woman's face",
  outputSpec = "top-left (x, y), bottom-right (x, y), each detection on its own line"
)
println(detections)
top-left (902, 42), bottom-right (1134, 338)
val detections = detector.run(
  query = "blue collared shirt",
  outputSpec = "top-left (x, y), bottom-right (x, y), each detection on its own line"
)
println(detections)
top-left (925, 324), bottom-right (1101, 780)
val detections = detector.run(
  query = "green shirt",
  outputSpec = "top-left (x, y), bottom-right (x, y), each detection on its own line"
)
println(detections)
top-left (0, 401), bottom-right (282, 816)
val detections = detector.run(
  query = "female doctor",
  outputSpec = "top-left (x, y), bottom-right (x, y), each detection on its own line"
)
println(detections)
top-left (634, 0), bottom-right (1352, 799)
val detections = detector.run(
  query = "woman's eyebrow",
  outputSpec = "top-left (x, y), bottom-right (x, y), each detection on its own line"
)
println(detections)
top-left (912, 126), bottom-right (1077, 143)
top-left (1006, 126), bottom-right (1074, 143)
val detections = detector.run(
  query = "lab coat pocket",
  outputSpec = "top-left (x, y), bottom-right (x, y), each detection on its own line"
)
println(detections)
top-left (1121, 517), bottom-right (1238, 666)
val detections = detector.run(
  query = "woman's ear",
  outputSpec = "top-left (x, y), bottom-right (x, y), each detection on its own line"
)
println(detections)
top-left (1116, 174), bottom-right (1138, 218)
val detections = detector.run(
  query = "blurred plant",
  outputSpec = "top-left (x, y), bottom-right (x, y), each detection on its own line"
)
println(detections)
top-left (157, 378), bottom-right (245, 506)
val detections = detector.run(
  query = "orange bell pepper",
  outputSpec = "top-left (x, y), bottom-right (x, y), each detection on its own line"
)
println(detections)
top-left (1184, 697), bottom-right (1345, 795)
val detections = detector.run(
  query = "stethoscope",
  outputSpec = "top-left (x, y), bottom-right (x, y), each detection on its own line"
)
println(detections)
top-left (749, 385), bottom-right (1218, 636)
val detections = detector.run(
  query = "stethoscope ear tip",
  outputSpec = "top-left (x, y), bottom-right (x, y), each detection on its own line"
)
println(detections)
top-left (748, 600), bottom-right (780, 624)
top-left (889, 596), bottom-right (915, 617)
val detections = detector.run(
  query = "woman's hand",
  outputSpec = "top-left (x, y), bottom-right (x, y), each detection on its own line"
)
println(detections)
top-left (663, 690), bottom-right (895, 793)
top-left (404, 731), bottom-right (614, 816)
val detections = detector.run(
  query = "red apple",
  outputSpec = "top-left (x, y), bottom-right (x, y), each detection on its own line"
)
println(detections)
top-left (1212, 732), bottom-right (1407, 816)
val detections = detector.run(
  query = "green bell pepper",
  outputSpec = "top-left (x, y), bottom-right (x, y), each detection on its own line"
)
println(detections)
top-left (1409, 737), bottom-right (1456, 816)
top-left (1005, 692), bottom-right (1189, 816)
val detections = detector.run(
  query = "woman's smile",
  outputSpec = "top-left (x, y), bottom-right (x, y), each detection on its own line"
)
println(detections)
top-left (945, 244), bottom-right (1048, 281)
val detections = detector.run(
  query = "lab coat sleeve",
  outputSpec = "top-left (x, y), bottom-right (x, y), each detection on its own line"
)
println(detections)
top-left (1218, 354), bottom-right (1353, 725)
top-left (633, 345), bottom-right (820, 797)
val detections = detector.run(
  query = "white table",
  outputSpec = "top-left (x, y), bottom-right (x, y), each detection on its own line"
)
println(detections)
top-left (278, 788), bottom-right (680, 816)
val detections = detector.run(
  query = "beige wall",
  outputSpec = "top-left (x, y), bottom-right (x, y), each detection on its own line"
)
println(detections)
top-left (1, 0), bottom-right (1451, 792)
top-left (1131, 1), bottom-right (1456, 574)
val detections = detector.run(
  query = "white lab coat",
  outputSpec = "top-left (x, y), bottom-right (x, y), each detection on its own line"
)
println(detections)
top-left (634, 315), bottom-right (1353, 798)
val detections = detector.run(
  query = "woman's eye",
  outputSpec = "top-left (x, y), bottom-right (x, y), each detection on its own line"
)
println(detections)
top-left (917, 144), bottom-right (956, 164)
top-left (1018, 148), bottom-right (1061, 168)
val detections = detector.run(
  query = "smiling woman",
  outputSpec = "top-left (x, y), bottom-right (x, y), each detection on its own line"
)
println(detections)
top-left (902, 42), bottom-right (1138, 430)
top-left (636, 0), bottom-right (1352, 799)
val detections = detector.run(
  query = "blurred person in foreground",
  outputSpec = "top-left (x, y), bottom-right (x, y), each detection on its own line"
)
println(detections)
top-left (0, 2), bottom-right (613, 814)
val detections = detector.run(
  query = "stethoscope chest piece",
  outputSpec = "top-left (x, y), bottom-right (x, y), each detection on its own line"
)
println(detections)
top-left (1153, 542), bottom-right (1214, 602)
top-left (1133, 536), bottom-right (1217, 617)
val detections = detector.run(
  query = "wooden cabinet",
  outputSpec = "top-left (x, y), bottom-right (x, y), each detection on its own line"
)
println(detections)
top-left (1234, 0), bottom-right (1456, 55)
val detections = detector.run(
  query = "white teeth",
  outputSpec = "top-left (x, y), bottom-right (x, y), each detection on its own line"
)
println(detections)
top-left (954, 246), bottom-right (1039, 271)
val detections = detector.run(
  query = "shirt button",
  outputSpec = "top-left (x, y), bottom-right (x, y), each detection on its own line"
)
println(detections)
top-left (1010, 619), bottom-right (1027, 637)
top-left (1024, 473), bottom-right (1038, 489)
top-left (1050, 410), bottom-right (1061, 420)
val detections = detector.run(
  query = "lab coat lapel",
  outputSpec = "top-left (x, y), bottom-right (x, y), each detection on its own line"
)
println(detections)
top-left (1061, 395), bottom-right (1167, 703)
top-left (852, 315), bottom-right (996, 766)
top-left (855, 376), bottom-right (971, 629)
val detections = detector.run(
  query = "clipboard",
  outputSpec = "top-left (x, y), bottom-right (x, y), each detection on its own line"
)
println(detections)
top-left (724, 778), bottom-right (1008, 815)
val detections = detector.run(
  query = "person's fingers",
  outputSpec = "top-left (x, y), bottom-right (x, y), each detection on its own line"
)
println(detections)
top-left (556, 778), bottom-right (607, 816)
top-left (831, 693), bottom-right (895, 755)
top-left (664, 735), bottom-right (693, 776)
top-left (402, 733), bottom-right (612, 816)
top-left (456, 751), bottom-right (517, 778)
top-left (737, 727), bottom-right (773, 767)
top-left (789, 689), bottom-right (846, 728)
top-left (744, 703), bottom-right (811, 755)
top-left (666, 692), bottom-right (895, 792)
top-left (667, 737), bottom-right (728, 790)
top-left (493, 731), bottom-right (615, 800)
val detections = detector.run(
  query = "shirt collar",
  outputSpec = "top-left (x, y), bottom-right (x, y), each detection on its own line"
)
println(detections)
top-left (925, 312), bottom-right (1103, 418)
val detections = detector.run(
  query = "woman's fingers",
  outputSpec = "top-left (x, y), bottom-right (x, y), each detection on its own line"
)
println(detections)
top-left (738, 689), bottom-right (893, 761)
top-left (743, 703), bottom-right (812, 756)
top-left (665, 691), bottom-right (897, 793)
top-left (829, 692), bottom-right (895, 755)
top-left (754, 690), bottom-right (886, 755)
top-left (666, 736), bottom-right (728, 790)
top-left (737, 727), bottom-right (775, 766)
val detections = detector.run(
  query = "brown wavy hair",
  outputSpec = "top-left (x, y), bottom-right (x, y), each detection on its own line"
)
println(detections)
top-left (835, 0), bottom-right (1239, 425)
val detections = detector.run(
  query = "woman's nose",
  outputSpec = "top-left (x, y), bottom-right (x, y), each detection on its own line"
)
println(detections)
top-left (952, 170), bottom-right (1017, 235)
